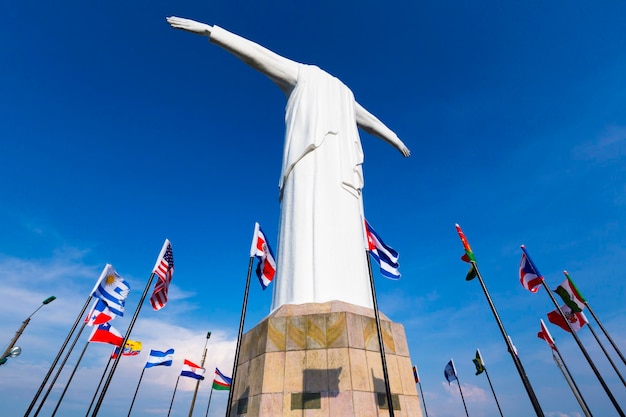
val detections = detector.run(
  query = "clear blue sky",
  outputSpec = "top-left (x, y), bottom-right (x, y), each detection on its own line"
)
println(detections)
top-left (2, 1), bottom-right (626, 416)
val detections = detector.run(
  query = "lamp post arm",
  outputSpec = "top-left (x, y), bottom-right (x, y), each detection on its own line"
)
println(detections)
top-left (0, 318), bottom-right (31, 365)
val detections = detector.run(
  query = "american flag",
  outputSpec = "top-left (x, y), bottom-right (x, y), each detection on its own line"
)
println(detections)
top-left (150, 239), bottom-right (174, 311)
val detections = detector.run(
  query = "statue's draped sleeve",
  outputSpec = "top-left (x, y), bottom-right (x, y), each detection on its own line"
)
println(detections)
top-left (209, 25), bottom-right (299, 94)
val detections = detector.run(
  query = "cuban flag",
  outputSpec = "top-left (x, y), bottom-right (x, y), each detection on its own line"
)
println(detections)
top-left (145, 348), bottom-right (175, 368)
top-left (519, 245), bottom-right (544, 293)
top-left (91, 264), bottom-right (130, 317)
top-left (180, 359), bottom-right (205, 380)
top-left (365, 219), bottom-right (400, 279)
top-left (85, 299), bottom-right (114, 326)
top-left (213, 368), bottom-right (232, 390)
top-left (250, 222), bottom-right (277, 290)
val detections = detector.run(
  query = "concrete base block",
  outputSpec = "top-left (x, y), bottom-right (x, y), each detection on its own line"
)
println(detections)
top-left (228, 301), bottom-right (423, 417)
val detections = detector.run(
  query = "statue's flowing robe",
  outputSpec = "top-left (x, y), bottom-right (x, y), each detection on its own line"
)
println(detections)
top-left (210, 27), bottom-right (373, 310)
top-left (272, 64), bottom-right (373, 310)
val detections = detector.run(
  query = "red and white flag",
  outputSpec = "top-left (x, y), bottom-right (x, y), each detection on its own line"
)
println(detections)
top-left (537, 319), bottom-right (556, 350)
top-left (85, 299), bottom-right (114, 326)
top-left (250, 223), bottom-right (276, 290)
top-left (180, 359), bottom-right (205, 380)
top-left (519, 246), bottom-right (543, 293)
top-left (88, 323), bottom-right (124, 346)
top-left (150, 239), bottom-right (174, 311)
top-left (547, 304), bottom-right (589, 333)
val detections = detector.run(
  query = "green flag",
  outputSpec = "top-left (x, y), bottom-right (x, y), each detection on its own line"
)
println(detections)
top-left (554, 271), bottom-right (586, 313)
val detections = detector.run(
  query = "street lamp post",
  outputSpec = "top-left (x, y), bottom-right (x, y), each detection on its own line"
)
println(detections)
top-left (0, 296), bottom-right (56, 366)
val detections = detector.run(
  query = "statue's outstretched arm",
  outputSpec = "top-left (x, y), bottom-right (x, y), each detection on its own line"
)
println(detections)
top-left (355, 102), bottom-right (410, 157)
top-left (167, 16), bottom-right (299, 94)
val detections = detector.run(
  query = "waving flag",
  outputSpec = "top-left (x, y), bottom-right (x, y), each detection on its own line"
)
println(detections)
top-left (91, 264), bottom-right (130, 316)
top-left (150, 239), bottom-right (174, 311)
top-left (412, 365), bottom-right (420, 384)
top-left (519, 246), bottom-right (543, 293)
top-left (85, 299), bottom-right (114, 326)
top-left (555, 271), bottom-right (586, 313)
top-left (88, 323), bottom-right (123, 346)
top-left (472, 349), bottom-right (485, 375)
top-left (548, 304), bottom-right (589, 333)
top-left (213, 368), bottom-right (232, 390)
top-left (365, 219), bottom-right (400, 279)
top-left (444, 359), bottom-right (457, 384)
top-left (455, 224), bottom-right (477, 281)
top-left (181, 359), bottom-right (205, 380)
top-left (145, 348), bottom-right (175, 368)
top-left (538, 319), bottom-right (556, 350)
top-left (250, 223), bottom-right (276, 290)
top-left (112, 340), bottom-right (142, 358)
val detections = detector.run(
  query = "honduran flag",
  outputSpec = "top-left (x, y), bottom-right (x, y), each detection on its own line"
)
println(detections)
top-left (250, 222), bottom-right (276, 290)
top-left (88, 323), bottom-right (124, 346)
top-left (213, 368), bottom-right (232, 390)
top-left (145, 348), bottom-right (175, 368)
top-left (519, 245), bottom-right (543, 293)
top-left (85, 298), bottom-right (114, 326)
top-left (180, 359), bottom-right (205, 380)
top-left (365, 219), bottom-right (400, 279)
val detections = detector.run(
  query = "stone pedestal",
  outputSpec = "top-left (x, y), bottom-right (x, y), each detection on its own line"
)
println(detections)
top-left (229, 301), bottom-right (423, 417)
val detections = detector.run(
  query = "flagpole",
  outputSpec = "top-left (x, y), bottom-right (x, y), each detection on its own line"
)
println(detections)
top-left (127, 366), bottom-right (146, 417)
top-left (585, 302), bottom-right (626, 366)
top-left (552, 352), bottom-right (592, 417)
top-left (189, 332), bottom-right (211, 417)
top-left (225, 256), bottom-right (254, 417)
top-left (452, 360), bottom-right (470, 417)
top-left (366, 253), bottom-right (395, 417)
top-left (85, 355), bottom-right (114, 417)
top-left (417, 379), bottom-right (428, 417)
top-left (32, 321), bottom-right (89, 417)
top-left (552, 343), bottom-right (593, 417)
top-left (540, 279), bottom-right (624, 416)
top-left (586, 321), bottom-right (626, 386)
top-left (24, 296), bottom-right (92, 417)
top-left (204, 385), bottom-right (215, 417)
top-left (167, 375), bottom-right (181, 417)
top-left (483, 367), bottom-right (503, 417)
top-left (413, 365), bottom-right (429, 417)
top-left (471, 262), bottom-right (545, 416)
top-left (90, 273), bottom-right (157, 416)
top-left (50, 341), bottom-right (90, 417)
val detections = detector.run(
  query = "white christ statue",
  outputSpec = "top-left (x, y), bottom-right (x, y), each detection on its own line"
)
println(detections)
top-left (167, 17), bottom-right (410, 311)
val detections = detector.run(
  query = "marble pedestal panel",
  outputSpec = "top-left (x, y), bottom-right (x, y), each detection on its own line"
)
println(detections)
top-left (229, 301), bottom-right (423, 417)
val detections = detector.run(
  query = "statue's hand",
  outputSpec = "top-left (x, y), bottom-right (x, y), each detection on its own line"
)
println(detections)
top-left (399, 143), bottom-right (411, 157)
top-left (166, 16), bottom-right (212, 36)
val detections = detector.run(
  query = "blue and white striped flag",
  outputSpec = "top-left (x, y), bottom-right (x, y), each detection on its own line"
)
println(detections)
top-left (365, 220), bottom-right (401, 279)
top-left (145, 348), bottom-right (175, 368)
top-left (91, 264), bottom-right (130, 317)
